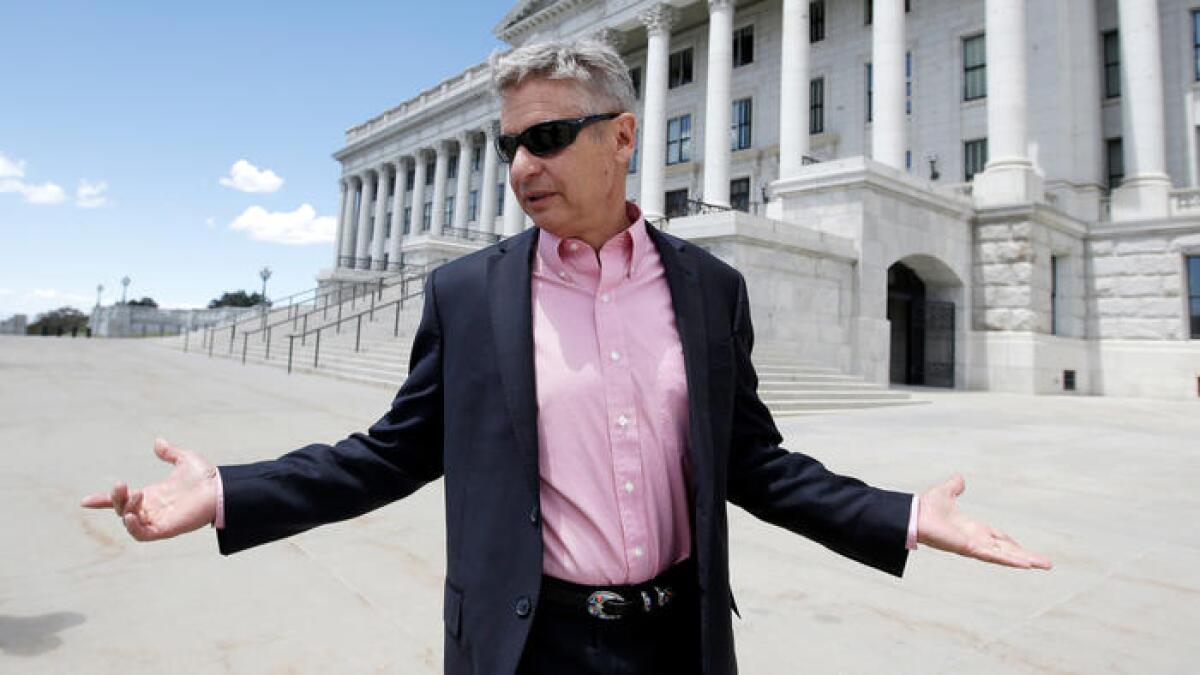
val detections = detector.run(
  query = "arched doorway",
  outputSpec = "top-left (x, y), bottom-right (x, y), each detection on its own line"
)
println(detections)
top-left (887, 258), bottom-right (958, 387)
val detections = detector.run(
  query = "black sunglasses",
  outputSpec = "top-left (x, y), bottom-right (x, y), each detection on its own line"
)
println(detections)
top-left (495, 113), bottom-right (620, 163)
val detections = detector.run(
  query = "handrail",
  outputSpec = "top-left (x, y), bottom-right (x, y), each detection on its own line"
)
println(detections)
top-left (281, 271), bottom-right (431, 374)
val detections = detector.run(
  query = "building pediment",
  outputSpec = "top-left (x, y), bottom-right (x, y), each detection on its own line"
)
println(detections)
top-left (493, 0), bottom-right (595, 44)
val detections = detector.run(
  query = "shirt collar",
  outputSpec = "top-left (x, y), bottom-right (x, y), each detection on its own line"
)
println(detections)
top-left (535, 201), bottom-right (650, 281)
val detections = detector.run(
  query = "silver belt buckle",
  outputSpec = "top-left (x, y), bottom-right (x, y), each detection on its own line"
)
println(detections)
top-left (587, 590), bottom-right (625, 620)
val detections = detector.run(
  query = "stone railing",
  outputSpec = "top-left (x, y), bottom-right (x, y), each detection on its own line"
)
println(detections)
top-left (345, 62), bottom-right (493, 145)
top-left (1169, 188), bottom-right (1200, 217)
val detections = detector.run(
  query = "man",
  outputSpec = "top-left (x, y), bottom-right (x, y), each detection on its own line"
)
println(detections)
top-left (83, 39), bottom-right (1050, 674)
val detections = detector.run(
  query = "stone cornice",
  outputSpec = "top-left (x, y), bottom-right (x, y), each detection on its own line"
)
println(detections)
top-left (1088, 217), bottom-right (1200, 238)
top-left (494, 0), bottom-right (594, 44)
top-left (667, 210), bottom-right (858, 263)
top-left (975, 203), bottom-right (1090, 238)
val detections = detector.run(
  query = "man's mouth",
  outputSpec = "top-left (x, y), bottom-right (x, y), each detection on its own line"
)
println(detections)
top-left (524, 191), bottom-right (556, 206)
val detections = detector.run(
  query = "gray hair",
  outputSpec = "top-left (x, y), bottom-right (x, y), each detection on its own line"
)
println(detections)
top-left (490, 38), bottom-right (636, 114)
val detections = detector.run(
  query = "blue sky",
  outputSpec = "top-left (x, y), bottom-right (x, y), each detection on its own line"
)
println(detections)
top-left (0, 1), bottom-right (509, 319)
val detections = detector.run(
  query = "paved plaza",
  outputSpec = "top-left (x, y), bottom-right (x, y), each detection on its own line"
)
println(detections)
top-left (1, 335), bottom-right (1197, 673)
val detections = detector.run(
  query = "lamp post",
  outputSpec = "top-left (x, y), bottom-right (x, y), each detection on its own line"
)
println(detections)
top-left (120, 276), bottom-right (130, 304)
top-left (259, 266), bottom-right (272, 304)
top-left (96, 284), bottom-right (104, 307)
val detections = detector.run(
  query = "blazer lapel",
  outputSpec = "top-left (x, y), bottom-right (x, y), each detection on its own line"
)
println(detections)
top-left (646, 224), bottom-right (713, 505)
top-left (487, 228), bottom-right (542, 499)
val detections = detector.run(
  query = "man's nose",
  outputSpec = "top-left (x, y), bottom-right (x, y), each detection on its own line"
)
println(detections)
top-left (508, 145), bottom-right (543, 196)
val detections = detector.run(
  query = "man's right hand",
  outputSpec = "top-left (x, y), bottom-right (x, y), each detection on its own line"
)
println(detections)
top-left (80, 438), bottom-right (219, 541)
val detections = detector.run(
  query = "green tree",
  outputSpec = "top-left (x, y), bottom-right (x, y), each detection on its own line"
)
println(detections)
top-left (27, 307), bottom-right (90, 335)
top-left (207, 290), bottom-right (265, 309)
top-left (127, 297), bottom-right (158, 308)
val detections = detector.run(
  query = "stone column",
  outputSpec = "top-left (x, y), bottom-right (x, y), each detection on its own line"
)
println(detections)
top-left (388, 157), bottom-right (408, 269)
top-left (334, 178), bottom-right (349, 268)
top-left (1112, 0), bottom-right (1171, 221)
top-left (974, 0), bottom-right (1043, 208)
top-left (354, 169), bottom-right (376, 269)
top-left (430, 140), bottom-right (451, 235)
top-left (370, 165), bottom-right (389, 269)
top-left (778, 0), bottom-right (811, 179)
top-left (453, 132), bottom-right (473, 231)
top-left (702, 0), bottom-right (734, 207)
top-left (410, 150), bottom-right (429, 234)
top-left (479, 123), bottom-right (500, 233)
top-left (871, 0), bottom-right (906, 170)
top-left (502, 165), bottom-right (524, 234)
top-left (639, 5), bottom-right (675, 220)
top-left (339, 176), bottom-right (359, 267)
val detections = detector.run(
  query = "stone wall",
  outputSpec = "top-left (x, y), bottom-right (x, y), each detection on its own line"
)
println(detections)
top-left (1086, 227), bottom-right (1200, 340)
top-left (89, 305), bottom-right (257, 338)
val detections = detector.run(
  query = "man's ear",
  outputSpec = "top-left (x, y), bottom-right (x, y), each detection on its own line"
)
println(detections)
top-left (613, 112), bottom-right (637, 167)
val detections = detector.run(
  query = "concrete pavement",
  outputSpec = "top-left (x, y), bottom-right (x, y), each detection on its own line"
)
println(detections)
top-left (1, 335), bottom-right (1196, 673)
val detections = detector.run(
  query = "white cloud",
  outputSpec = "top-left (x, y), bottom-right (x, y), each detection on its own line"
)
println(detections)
top-left (0, 152), bottom-right (26, 178)
top-left (205, 217), bottom-right (216, 229)
top-left (76, 180), bottom-right (111, 208)
top-left (219, 159), bottom-right (284, 193)
top-left (25, 182), bottom-right (69, 205)
top-left (227, 203), bottom-right (335, 245)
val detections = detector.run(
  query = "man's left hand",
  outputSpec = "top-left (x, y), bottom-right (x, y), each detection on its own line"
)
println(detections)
top-left (917, 475), bottom-right (1052, 570)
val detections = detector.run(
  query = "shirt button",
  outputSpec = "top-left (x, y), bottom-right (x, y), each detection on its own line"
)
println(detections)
top-left (557, 271), bottom-right (569, 281)
top-left (568, 241), bottom-right (579, 251)
top-left (617, 414), bottom-right (630, 428)
top-left (600, 293), bottom-right (611, 303)
top-left (624, 481), bottom-right (635, 494)
top-left (609, 350), bottom-right (621, 361)
top-left (633, 546), bottom-right (644, 558)
top-left (515, 596), bottom-right (532, 618)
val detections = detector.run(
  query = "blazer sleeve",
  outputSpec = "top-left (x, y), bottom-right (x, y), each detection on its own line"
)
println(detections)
top-left (723, 273), bottom-right (912, 577)
top-left (216, 271), bottom-right (447, 555)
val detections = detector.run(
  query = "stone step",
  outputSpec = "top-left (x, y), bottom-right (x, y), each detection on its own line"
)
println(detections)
top-left (763, 398), bottom-right (929, 412)
top-left (760, 390), bottom-right (913, 401)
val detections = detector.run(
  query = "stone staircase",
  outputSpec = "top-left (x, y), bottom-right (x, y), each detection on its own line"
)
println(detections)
top-left (175, 288), bottom-right (925, 415)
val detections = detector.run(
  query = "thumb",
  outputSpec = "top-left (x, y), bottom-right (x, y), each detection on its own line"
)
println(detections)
top-left (944, 474), bottom-right (966, 499)
top-left (154, 438), bottom-right (181, 465)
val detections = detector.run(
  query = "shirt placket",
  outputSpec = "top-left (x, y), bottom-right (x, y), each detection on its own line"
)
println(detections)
top-left (594, 244), bottom-right (651, 582)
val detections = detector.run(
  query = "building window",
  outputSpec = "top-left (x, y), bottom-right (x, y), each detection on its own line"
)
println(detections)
top-left (731, 98), bottom-right (752, 151)
top-left (1103, 31), bottom-right (1120, 98)
top-left (1194, 11), bottom-right (1200, 81)
top-left (405, 169), bottom-right (415, 191)
top-left (629, 66), bottom-right (642, 99)
top-left (866, 63), bottom-right (873, 122)
top-left (810, 1), bottom-right (825, 42)
top-left (906, 150), bottom-right (912, 171)
top-left (730, 177), bottom-right (750, 212)
top-left (810, 77), bottom-right (825, 134)
top-left (422, 202), bottom-right (432, 231)
top-left (963, 34), bottom-right (987, 101)
top-left (385, 210), bottom-right (393, 238)
top-left (1106, 137), bottom-right (1124, 189)
top-left (425, 161), bottom-right (435, 185)
top-left (444, 196), bottom-right (455, 226)
top-left (402, 206), bottom-right (412, 234)
top-left (906, 51), bottom-right (913, 115)
top-left (471, 146), bottom-right (482, 173)
top-left (497, 183), bottom-right (505, 216)
top-left (665, 188), bottom-right (689, 218)
top-left (467, 190), bottom-right (479, 222)
top-left (667, 114), bottom-right (692, 165)
top-left (1188, 255), bottom-right (1200, 338)
top-left (447, 156), bottom-right (458, 181)
top-left (1051, 255), bottom-right (1061, 335)
top-left (669, 48), bottom-right (693, 88)
top-left (733, 25), bottom-right (754, 67)
top-left (964, 138), bottom-right (988, 182)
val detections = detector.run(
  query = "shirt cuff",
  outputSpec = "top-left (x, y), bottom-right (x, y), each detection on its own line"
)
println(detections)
top-left (905, 494), bottom-right (919, 551)
top-left (212, 468), bottom-right (226, 530)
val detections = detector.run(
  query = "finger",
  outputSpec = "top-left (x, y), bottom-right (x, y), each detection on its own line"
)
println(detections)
top-left (945, 474), bottom-right (966, 499)
top-left (122, 512), bottom-right (157, 542)
top-left (80, 493), bottom-right (114, 508)
top-left (127, 490), bottom-right (144, 521)
top-left (154, 438), bottom-right (181, 465)
top-left (111, 483), bottom-right (129, 517)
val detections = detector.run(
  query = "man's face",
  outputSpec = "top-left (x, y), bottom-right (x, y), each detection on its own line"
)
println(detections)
top-left (500, 78), bottom-right (635, 240)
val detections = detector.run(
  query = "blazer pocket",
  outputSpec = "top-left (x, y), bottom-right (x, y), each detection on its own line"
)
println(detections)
top-left (444, 581), bottom-right (464, 640)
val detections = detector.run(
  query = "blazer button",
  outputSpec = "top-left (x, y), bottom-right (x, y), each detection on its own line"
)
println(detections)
top-left (515, 596), bottom-right (532, 618)
top-left (528, 506), bottom-right (539, 526)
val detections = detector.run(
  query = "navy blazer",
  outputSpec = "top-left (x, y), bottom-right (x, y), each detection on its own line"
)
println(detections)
top-left (216, 223), bottom-right (912, 675)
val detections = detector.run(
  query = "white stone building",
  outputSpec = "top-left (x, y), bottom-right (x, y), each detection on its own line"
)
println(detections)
top-left (323, 0), bottom-right (1200, 400)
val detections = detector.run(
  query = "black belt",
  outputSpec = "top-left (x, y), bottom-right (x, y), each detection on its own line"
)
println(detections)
top-left (539, 558), bottom-right (695, 621)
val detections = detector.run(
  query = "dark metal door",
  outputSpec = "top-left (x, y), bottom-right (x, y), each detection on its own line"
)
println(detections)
top-left (922, 300), bottom-right (955, 388)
